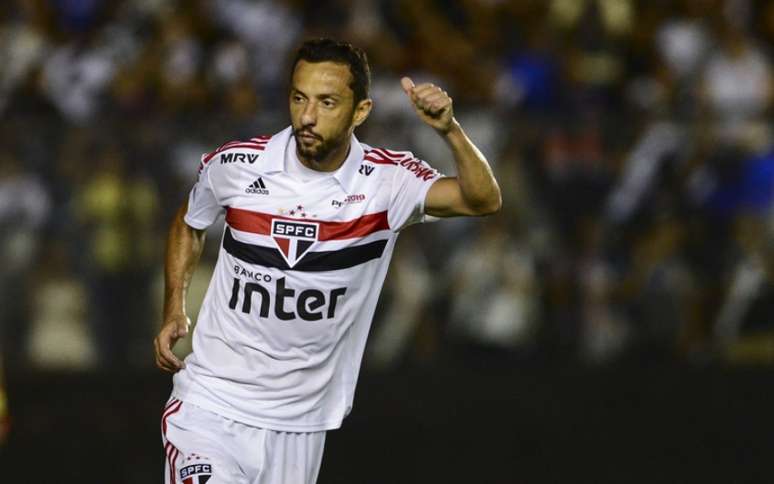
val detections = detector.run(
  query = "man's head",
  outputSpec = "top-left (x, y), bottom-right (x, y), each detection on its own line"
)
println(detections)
top-left (289, 39), bottom-right (372, 166)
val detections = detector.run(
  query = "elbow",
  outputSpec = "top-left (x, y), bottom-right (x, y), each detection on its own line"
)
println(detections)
top-left (470, 193), bottom-right (502, 216)
top-left (490, 195), bottom-right (503, 215)
top-left (481, 182), bottom-right (503, 215)
top-left (480, 197), bottom-right (502, 216)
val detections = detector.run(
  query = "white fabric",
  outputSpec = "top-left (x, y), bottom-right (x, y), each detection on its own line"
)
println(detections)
top-left (185, 164), bottom-right (223, 229)
top-left (283, 137), bottom-right (336, 183)
top-left (175, 126), bottom-right (442, 432)
top-left (162, 398), bottom-right (326, 484)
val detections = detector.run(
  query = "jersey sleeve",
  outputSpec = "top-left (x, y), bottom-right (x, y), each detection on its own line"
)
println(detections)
top-left (387, 155), bottom-right (443, 231)
top-left (184, 155), bottom-right (225, 230)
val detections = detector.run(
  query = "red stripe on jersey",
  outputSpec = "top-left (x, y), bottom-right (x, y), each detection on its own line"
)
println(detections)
top-left (369, 147), bottom-right (408, 161)
top-left (220, 140), bottom-right (247, 150)
top-left (220, 138), bottom-right (268, 150)
top-left (363, 154), bottom-right (398, 165)
top-left (202, 142), bottom-right (267, 164)
top-left (204, 140), bottom-right (248, 158)
top-left (380, 148), bottom-right (407, 158)
top-left (226, 208), bottom-right (390, 240)
top-left (217, 143), bottom-right (266, 151)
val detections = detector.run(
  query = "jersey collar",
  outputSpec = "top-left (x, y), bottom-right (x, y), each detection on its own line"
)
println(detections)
top-left (331, 134), bottom-right (364, 194)
top-left (262, 126), bottom-right (364, 194)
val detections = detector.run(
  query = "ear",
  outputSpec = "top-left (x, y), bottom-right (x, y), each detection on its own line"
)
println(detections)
top-left (352, 98), bottom-right (373, 128)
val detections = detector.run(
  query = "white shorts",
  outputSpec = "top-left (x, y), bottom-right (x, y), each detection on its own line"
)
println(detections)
top-left (161, 397), bottom-right (326, 484)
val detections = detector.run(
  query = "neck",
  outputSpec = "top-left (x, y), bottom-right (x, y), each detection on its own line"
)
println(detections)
top-left (297, 139), bottom-right (351, 172)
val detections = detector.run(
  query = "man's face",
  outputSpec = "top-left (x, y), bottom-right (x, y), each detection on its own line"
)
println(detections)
top-left (289, 60), bottom-right (360, 164)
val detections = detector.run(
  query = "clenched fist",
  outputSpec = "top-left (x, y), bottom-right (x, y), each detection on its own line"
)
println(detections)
top-left (401, 77), bottom-right (457, 134)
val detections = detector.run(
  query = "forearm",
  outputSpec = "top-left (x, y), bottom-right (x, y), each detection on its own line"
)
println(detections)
top-left (442, 121), bottom-right (501, 214)
top-left (163, 202), bottom-right (206, 321)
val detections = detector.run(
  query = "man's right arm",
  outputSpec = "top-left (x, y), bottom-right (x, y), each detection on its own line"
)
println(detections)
top-left (154, 200), bottom-right (207, 373)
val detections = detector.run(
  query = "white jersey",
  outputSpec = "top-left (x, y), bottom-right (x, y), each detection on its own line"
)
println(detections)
top-left (173, 126), bottom-right (442, 432)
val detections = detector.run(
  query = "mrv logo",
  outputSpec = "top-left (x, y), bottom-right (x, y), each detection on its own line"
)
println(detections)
top-left (221, 152), bottom-right (259, 164)
top-left (271, 219), bottom-right (318, 267)
top-left (229, 277), bottom-right (346, 321)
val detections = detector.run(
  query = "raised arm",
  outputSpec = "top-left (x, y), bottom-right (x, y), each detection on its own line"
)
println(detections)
top-left (400, 77), bottom-right (502, 217)
top-left (154, 200), bottom-right (207, 373)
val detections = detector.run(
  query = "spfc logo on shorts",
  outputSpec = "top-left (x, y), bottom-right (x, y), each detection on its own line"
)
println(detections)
top-left (180, 463), bottom-right (212, 484)
top-left (271, 219), bottom-right (319, 267)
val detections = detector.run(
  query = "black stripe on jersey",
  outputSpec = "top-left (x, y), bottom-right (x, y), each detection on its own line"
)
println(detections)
top-left (223, 228), bottom-right (388, 271)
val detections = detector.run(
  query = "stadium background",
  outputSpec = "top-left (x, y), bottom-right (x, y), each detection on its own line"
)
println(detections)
top-left (1, 0), bottom-right (774, 482)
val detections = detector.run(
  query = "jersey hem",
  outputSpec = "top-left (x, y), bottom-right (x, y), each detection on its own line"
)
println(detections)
top-left (417, 175), bottom-right (438, 221)
top-left (391, 175), bottom-right (441, 231)
top-left (171, 391), bottom-right (344, 432)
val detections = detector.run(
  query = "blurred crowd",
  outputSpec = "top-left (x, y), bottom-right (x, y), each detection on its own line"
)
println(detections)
top-left (1, 0), bottom-right (773, 372)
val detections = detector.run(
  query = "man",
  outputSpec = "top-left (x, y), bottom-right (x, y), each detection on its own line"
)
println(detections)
top-left (154, 38), bottom-right (501, 484)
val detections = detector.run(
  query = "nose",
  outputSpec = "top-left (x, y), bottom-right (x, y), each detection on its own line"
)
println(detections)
top-left (301, 100), bottom-right (317, 127)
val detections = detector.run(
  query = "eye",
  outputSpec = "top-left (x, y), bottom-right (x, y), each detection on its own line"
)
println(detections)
top-left (322, 99), bottom-right (336, 108)
top-left (292, 94), bottom-right (305, 103)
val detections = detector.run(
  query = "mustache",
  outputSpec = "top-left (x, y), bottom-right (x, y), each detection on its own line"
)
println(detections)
top-left (294, 129), bottom-right (322, 140)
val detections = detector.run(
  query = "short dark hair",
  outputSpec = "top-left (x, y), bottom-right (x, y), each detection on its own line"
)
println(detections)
top-left (291, 38), bottom-right (371, 104)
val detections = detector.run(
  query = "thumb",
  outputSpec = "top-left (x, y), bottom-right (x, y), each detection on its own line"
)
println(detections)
top-left (400, 77), bottom-right (415, 96)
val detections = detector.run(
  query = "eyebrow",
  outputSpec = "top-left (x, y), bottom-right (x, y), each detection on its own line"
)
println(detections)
top-left (291, 87), bottom-right (342, 100)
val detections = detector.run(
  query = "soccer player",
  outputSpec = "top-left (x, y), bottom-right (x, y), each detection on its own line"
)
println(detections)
top-left (154, 38), bottom-right (501, 484)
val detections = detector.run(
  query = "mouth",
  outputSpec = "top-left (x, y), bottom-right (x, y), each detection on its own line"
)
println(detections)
top-left (296, 131), bottom-right (321, 143)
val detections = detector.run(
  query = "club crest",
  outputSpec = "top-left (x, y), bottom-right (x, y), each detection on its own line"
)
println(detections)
top-left (271, 219), bottom-right (319, 267)
top-left (180, 463), bottom-right (212, 484)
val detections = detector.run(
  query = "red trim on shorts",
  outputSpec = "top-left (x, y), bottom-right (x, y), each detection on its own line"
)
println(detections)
top-left (162, 400), bottom-right (183, 435)
top-left (165, 443), bottom-right (173, 483)
top-left (163, 397), bottom-right (179, 413)
top-left (161, 400), bottom-right (183, 483)
top-left (169, 446), bottom-right (179, 483)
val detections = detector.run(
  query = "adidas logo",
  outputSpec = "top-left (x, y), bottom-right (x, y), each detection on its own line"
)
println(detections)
top-left (245, 177), bottom-right (269, 195)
